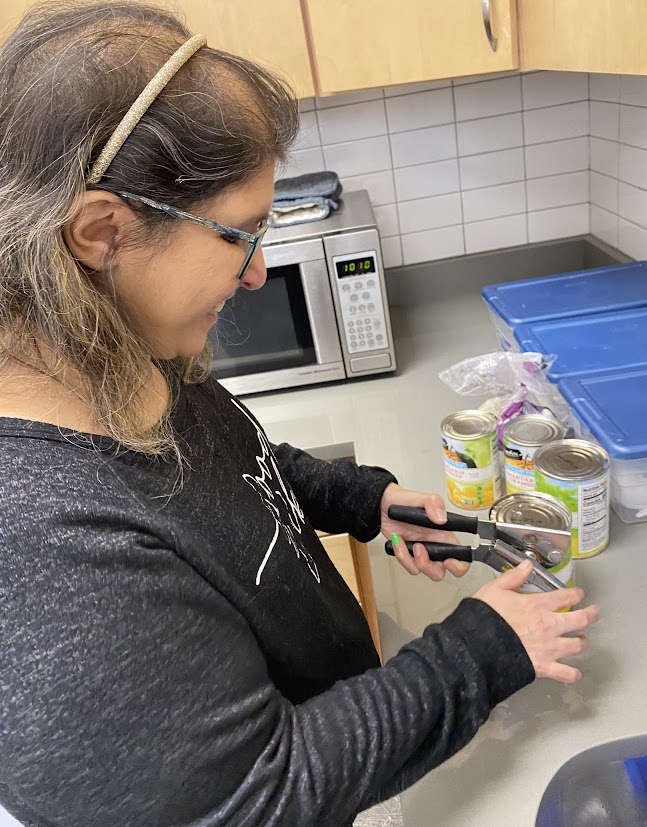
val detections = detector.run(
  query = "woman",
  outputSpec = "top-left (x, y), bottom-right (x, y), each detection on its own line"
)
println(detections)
top-left (0, 3), bottom-right (599, 826)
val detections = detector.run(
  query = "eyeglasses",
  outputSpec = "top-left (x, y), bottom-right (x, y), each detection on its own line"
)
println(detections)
top-left (117, 191), bottom-right (269, 280)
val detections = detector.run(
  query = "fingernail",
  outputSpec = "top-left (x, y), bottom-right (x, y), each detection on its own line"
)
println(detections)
top-left (391, 532), bottom-right (399, 547)
top-left (434, 510), bottom-right (446, 524)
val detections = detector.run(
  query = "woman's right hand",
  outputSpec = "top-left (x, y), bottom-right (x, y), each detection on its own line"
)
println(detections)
top-left (473, 560), bottom-right (601, 684)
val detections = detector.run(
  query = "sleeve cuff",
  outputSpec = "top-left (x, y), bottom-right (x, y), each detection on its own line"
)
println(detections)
top-left (441, 597), bottom-right (536, 707)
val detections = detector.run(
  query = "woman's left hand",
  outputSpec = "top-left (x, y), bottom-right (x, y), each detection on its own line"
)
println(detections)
top-left (380, 482), bottom-right (470, 581)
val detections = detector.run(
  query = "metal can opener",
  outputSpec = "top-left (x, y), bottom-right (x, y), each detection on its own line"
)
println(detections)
top-left (384, 505), bottom-right (571, 592)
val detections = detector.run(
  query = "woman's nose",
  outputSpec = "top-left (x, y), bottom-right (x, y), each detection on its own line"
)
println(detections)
top-left (240, 247), bottom-right (267, 290)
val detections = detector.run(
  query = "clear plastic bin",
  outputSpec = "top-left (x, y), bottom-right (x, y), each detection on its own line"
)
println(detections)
top-left (560, 368), bottom-right (647, 524)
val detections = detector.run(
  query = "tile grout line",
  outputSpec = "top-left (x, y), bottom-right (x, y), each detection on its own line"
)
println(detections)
top-left (450, 82), bottom-right (467, 255)
top-left (381, 89), bottom-right (404, 267)
top-left (519, 73), bottom-right (531, 244)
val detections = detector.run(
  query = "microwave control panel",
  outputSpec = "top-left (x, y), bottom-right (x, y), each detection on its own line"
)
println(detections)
top-left (332, 250), bottom-right (390, 355)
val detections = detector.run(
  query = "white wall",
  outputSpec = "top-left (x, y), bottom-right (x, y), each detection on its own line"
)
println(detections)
top-left (285, 71), bottom-right (591, 268)
top-left (590, 73), bottom-right (647, 259)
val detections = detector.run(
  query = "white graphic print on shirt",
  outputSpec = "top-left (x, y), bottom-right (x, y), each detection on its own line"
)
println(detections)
top-left (233, 400), bottom-right (320, 586)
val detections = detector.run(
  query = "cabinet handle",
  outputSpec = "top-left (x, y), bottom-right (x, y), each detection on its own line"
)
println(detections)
top-left (482, 0), bottom-right (498, 52)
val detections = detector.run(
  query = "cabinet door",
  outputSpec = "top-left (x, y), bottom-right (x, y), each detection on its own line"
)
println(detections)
top-left (519, 0), bottom-right (647, 74)
top-left (0, 0), bottom-right (34, 36)
top-left (304, 0), bottom-right (518, 95)
top-left (0, 2), bottom-right (315, 98)
top-left (170, 0), bottom-right (315, 97)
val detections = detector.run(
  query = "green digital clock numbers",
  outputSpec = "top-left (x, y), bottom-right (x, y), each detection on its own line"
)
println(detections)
top-left (335, 255), bottom-right (376, 278)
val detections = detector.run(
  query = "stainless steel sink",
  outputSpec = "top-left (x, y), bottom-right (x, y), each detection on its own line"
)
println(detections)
top-left (536, 735), bottom-right (647, 826)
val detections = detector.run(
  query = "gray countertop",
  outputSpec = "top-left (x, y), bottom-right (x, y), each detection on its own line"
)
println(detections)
top-left (244, 278), bottom-right (647, 827)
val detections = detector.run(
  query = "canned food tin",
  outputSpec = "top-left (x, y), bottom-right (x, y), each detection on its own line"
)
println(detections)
top-left (502, 415), bottom-right (565, 494)
top-left (489, 491), bottom-right (574, 592)
top-left (441, 411), bottom-right (503, 510)
top-left (534, 439), bottom-right (610, 558)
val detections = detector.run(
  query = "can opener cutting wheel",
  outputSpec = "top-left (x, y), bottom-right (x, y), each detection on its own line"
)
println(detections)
top-left (384, 505), bottom-right (571, 592)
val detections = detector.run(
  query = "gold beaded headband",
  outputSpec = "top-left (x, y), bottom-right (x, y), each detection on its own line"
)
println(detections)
top-left (86, 34), bottom-right (207, 185)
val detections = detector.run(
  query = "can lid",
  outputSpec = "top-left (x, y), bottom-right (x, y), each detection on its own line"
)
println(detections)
top-left (534, 439), bottom-right (609, 481)
top-left (441, 410), bottom-right (497, 440)
top-left (489, 492), bottom-right (572, 531)
top-left (502, 415), bottom-right (565, 446)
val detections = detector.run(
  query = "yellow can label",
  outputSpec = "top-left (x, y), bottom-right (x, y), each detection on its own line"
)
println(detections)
top-left (442, 431), bottom-right (503, 510)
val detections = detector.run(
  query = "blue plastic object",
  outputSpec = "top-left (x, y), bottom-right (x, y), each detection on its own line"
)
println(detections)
top-left (515, 306), bottom-right (647, 383)
top-left (482, 261), bottom-right (647, 327)
top-left (559, 367), bottom-right (647, 460)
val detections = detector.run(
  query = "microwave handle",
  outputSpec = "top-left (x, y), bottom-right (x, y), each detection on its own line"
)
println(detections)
top-left (300, 258), bottom-right (344, 366)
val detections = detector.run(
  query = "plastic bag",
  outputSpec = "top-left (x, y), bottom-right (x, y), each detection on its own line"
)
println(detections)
top-left (438, 351), bottom-right (572, 447)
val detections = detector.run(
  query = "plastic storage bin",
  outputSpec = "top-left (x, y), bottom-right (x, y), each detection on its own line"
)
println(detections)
top-left (482, 262), bottom-right (647, 351)
top-left (559, 368), bottom-right (647, 523)
top-left (515, 306), bottom-right (647, 383)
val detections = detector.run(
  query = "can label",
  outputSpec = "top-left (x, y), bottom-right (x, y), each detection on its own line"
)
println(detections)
top-left (535, 471), bottom-right (609, 558)
top-left (503, 438), bottom-right (539, 494)
top-left (442, 431), bottom-right (503, 509)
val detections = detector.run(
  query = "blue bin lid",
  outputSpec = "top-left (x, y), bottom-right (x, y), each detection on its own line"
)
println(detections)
top-left (482, 262), bottom-right (647, 326)
top-left (515, 306), bottom-right (647, 382)
top-left (559, 367), bottom-right (647, 459)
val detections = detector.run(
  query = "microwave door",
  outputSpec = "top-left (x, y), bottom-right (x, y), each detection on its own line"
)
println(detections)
top-left (212, 242), bottom-right (344, 396)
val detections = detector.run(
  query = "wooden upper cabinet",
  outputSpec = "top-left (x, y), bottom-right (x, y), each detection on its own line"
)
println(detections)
top-left (0, 1), bottom-right (315, 98)
top-left (169, 0), bottom-right (315, 98)
top-left (303, 0), bottom-right (518, 96)
top-left (519, 0), bottom-right (647, 74)
top-left (0, 0), bottom-right (34, 37)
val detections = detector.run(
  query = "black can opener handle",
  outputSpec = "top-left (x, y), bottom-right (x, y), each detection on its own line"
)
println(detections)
top-left (387, 504), bottom-right (479, 534)
top-left (384, 539), bottom-right (473, 563)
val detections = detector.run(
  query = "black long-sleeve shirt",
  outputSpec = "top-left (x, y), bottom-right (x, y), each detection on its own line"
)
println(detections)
top-left (0, 377), bottom-right (534, 826)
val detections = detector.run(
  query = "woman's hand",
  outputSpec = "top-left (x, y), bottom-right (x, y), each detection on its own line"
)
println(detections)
top-left (380, 482), bottom-right (469, 581)
top-left (474, 560), bottom-right (601, 683)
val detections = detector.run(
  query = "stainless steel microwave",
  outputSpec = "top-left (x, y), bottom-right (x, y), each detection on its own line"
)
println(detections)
top-left (210, 189), bottom-right (396, 396)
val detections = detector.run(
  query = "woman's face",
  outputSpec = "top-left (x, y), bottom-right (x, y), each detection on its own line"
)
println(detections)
top-left (112, 163), bottom-right (274, 360)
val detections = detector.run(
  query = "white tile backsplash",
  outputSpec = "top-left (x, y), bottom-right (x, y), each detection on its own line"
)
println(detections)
top-left (590, 101), bottom-right (620, 140)
top-left (619, 104), bottom-right (647, 150)
top-left (453, 75), bottom-right (521, 122)
top-left (619, 143), bottom-right (647, 189)
top-left (528, 204), bottom-right (590, 242)
top-left (521, 72), bottom-right (589, 109)
top-left (461, 181), bottom-right (526, 223)
top-left (618, 181), bottom-right (647, 226)
top-left (457, 112), bottom-right (523, 156)
top-left (590, 172), bottom-right (619, 213)
top-left (590, 205), bottom-right (619, 247)
top-left (590, 137), bottom-right (620, 178)
top-left (394, 158), bottom-right (460, 201)
top-left (526, 171), bottom-right (589, 211)
top-left (620, 75), bottom-right (647, 107)
top-left (373, 203), bottom-right (400, 238)
top-left (459, 147), bottom-right (525, 191)
top-left (523, 101), bottom-right (589, 145)
top-left (389, 124), bottom-right (457, 168)
top-left (385, 87), bottom-right (454, 133)
top-left (317, 99), bottom-right (387, 144)
top-left (280, 70), bottom-right (647, 268)
top-left (590, 74), bottom-right (621, 103)
top-left (522, 71), bottom-right (589, 109)
top-left (401, 225), bottom-right (465, 265)
top-left (524, 137), bottom-right (589, 178)
top-left (397, 193), bottom-right (463, 234)
top-left (322, 136), bottom-right (391, 177)
top-left (618, 218), bottom-right (647, 259)
top-left (464, 214), bottom-right (528, 254)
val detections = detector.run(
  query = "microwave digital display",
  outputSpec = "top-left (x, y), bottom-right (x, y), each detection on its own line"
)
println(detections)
top-left (336, 255), bottom-right (376, 278)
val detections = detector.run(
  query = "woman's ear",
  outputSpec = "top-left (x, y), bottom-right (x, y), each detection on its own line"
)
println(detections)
top-left (63, 190), bottom-right (132, 271)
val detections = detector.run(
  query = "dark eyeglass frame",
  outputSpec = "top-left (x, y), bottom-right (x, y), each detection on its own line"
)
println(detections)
top-left (116, 190), bottom-right (269, 279)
